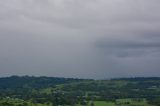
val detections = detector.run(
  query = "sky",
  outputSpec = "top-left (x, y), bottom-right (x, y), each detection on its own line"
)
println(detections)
top-left (0, 0), bottom-right (160, 79)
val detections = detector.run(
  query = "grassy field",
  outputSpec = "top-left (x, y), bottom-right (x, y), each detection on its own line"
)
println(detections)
top-left (76, 101), bottom-right (115, 106)
top-left (116, 98), bottom-right (150, 106)
top-left (94, 101), bottom-right (115, 106)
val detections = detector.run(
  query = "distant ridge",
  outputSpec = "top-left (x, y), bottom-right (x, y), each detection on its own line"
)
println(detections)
top-left (0, 75), bottom-right (90, 89)
top-left (111, 77), bottom-right (160, 81)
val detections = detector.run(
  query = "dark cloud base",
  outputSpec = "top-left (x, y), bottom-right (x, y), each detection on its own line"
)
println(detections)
top-left (0, 0), bottom-right (160, 79)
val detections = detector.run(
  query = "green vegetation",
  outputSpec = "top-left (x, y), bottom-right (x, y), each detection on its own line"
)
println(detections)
top-left (94, 101), bottom-right (115, 106)
top-left (0, 76), bottom-right (160, 106)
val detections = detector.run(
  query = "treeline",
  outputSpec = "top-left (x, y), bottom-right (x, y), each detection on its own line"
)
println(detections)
top-left (111, 77), bottom-right (160, 81)
top-left (0, 76), bottom-right (90, 99)
top-left (0, 76), bottom-right (89, 89)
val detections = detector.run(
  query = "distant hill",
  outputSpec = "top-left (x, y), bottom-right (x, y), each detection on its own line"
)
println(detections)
top-left (0, 76), bottom-right (86, 89)
top-left (0, 76), bottom-right (159, 90)
top-left (111, 77), bottom-right (160, 81)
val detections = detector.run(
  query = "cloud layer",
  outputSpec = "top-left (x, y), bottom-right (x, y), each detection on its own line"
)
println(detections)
top-left (0, 0), bottom-right (160, 79)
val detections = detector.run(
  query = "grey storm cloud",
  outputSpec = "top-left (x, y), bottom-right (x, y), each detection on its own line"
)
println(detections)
top-left (0, 0), bottom-right (160, 79)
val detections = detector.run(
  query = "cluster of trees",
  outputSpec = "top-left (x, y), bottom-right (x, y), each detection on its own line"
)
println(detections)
top-left (0, 102), bottom-right (28, 106)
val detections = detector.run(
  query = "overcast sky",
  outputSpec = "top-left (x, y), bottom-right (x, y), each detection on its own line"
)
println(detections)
top-left (0, 0), bottom-right (160, 79)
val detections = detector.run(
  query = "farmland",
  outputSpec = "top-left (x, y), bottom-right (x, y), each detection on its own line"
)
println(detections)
top-left (0, 76), bottom-right (160, 106)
